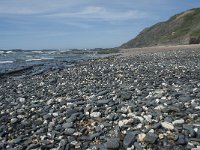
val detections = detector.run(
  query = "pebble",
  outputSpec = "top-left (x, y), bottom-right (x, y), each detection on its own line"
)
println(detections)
top-left (64, 128), bottom-right (75, 135)
top-left (11, 137), bottom-right (22, 144)
top-left (10, 118), bottom-right (18, 124)
top-left (134, 142), bottom-right (143, 150)
top-left (191, 148), bottom-right (200, 150)
top-left (52, 112), bottom-right (59, 117)
top-left (172, 119), bottom-right (185, 125)
top-left (90, 112), bottom-right (101, 118)
top-left (138, 133), bottom-right (146, 142)
top-left (62, 122), bottom-right (73, 128)
top-left (104, 138), bottom-right (120, 149)
top-left (121, 92), bottom-right (132, 100)
top-left (144, 133), bottom-right (158, 144)
top-left (161, 122), bottom-right (174, 130)
top-left (154, 105), bottom-right (165, 110)
top-left (19, 97), bottom-right (25, 103)
top-left (177, 135), bottom-right (187, 145)
top-left (123, 131), bottom-right (138, 148)
top-left (97, 100), bottom-right (109, 105)
top-left (118, 119), bottom-right (133, 127)
top-left (159, 134), bottom-right (164, 139)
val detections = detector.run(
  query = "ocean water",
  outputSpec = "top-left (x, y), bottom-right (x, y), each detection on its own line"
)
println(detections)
top-left (0, 49), bottom-right (98, 75)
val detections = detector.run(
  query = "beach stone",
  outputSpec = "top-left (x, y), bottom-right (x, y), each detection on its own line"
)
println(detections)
top-left (102, 122), bottom-right (112, 127)
top-left (75, 101), bottom-right (85, 105)
top-left (67, 109), bottom-right (80, 116)
top-left (189, 114), bottom-right (198, 119)
top-left (121, 107), bottom-right (128, 113)
top-left (104, 138), bottom-right (120, 149)
top-left (153, 123), bottom-right (161, 129)
top-left (120, 92), bottom-right (132, 100)
top-left (177, 135), bottom-right (187, 145)
top-left (118, 119), bottom-right (133, 127)
top-left (26, 144), bottom-right (40, 150)
top-left (96, 90), bottom-right (109, 97)
top-left (43, 114), bottom-right (52, 120)
top-left (62, 123), bottom-right (73, 129)
top-left (70, 140), bottom-right (80, 148)
top-left (172, 119), bottom-right (185, 125)
top-left (52, 112), bottom-right (59, 117)
top-left (154, 105), bottom-right (165, 110)
top-left (167, 106), bottom-right (180, 112)
top-left (159, 134), bottom-right (164, 139)
top-left (134, 142), bottom-right (143, 150)
top-left (143, 115), bottom-right (152, 123)
top-left (186, 143), bottom-right (195, 149)
top-left (10, 118), bottom-right (18, 124)
top-left (123, 131), bottom-right (138, 148)
top-left (97, 100), bottom-right (109, 105)
top-left (196, 129), bottom-right (200, 139)
top-left (58, 139), bottom-right (67, 149)
top-left (47, 99), bottom-right (54, 105)
top-left (191, 148), bottom-right (200, 150)
top-left (19, 97), bottom-right (25, 103)
top-left (106, 114), bottom-right (115, 121)
top-left (90, 132), bottom-right (101, 140)
top-left (144, 133), bottom-right (158, 144)
top-left (11, 137), bottom-right (22, 144)
top-left (161, 122), bottom-right (174, 130)
top-left (138, 133), bottom-right (146, 142)
top-left (183, 124), bottom-right (195, 137)
top-left (90, 112), bottom-right (101, 118)
top-left (164, 117), bottom-right (173, 123)
top-left (64, 128), bottom-right (75, 135)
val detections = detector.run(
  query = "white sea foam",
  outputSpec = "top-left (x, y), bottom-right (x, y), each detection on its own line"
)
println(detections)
top-left (0, 61), bottom-right (13, 64)
top-left (26, 59), bottom-right (42, 62)
top-left (32, 51), bottom-right (43, 53)
top-left (5, 51), bottom-right (13, 54)
top-left (47, 51), bottom-right (56, 54)
top-left (40, 57), bottom-right (54, 60)
top-left (26, 56), bottom-right (32, 58)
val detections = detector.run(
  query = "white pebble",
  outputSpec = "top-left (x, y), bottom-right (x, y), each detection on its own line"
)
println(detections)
top-left (161, 122), bottom-right (174, 130)
top-left (90, 112), bottom-right (101, 118)
top-left (172, 119), bottom-right (185, 125)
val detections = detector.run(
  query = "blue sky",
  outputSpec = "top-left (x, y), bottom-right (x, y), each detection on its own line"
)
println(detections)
top-left (0, 0), bottom-right (199, 49)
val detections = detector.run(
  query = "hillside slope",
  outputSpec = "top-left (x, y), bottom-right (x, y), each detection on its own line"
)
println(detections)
top-left (121, 8), bottom-right (200, 48)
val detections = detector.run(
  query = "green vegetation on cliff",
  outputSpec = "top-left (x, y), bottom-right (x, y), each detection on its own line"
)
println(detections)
top-left (121, 8), bottom-right (200, 48)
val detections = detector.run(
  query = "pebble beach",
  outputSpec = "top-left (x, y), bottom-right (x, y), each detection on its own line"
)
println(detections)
top-left (1, 45), bottom-right (200, 149)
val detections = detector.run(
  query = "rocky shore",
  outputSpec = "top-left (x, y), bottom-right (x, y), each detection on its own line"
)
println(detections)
top-left (0, 46), bottom-right (200, 149)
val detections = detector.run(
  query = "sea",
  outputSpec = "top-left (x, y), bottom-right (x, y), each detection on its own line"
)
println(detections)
top-left (0, 49), bottom-right (110, 76)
